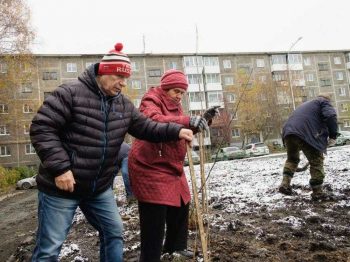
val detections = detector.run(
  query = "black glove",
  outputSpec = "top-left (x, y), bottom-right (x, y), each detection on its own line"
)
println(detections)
top-left (203, 106), bottom-right (220, 122)
top-left (189, 116), bottom-right (209, 132)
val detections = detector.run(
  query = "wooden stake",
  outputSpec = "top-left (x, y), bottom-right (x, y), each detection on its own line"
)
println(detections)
top-left (198, 132), bottom-right (208, 213)
top-left (187, 143), bottom-right (209, 262)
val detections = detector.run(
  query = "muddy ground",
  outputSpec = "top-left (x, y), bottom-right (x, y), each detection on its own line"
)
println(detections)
top-left (1, 186), bottom-right (349, 262)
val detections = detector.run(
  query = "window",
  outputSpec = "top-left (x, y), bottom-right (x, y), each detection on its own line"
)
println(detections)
top-left (23, 104), bottom-right (34, 113)
top-left (335, 71), bottom-right (344, 81)
top-left (169, 61), bottom-right (177, 69)
top-left (231, 112), bottom-right (238, 120)
top-left (259, 75), bottom-right (267, 83)
top-left (318, 63), bottom-right (329, 71)
top-left (20, 63), bottom-right (31, 72)
top-left (25, 144), bottom-right (36, 155)
top-left (148, 69), bottom-right (161, 77)
top-left (340, 103), bottom-right (348, 112)
top-left (339, 87), bottom-right (346, 96)
top-left (224, 76), bottom-right (234, 85)
top-left (305, 73), bottom-right (314, 82)
top-left (24, 123), bottom-right (30, 134)
top-left (334, 57), bottom-right (342, 65)
top-left (205, 74), bottom-right (220, 84)
top-left (187, 74), bottom-right (202, 85)
top-left (184, 56), bottom-right (203, 67)
top-left (309, 89), bottom-right (316, 97)
top-left (133, 99), bottom-right (141, 108)
top-left (0, 125), bottom-right (9, 135)
top-left (207, 91), bottom-right (223, 103)
top-left (85, 62), bottom-right (94, 68)
top-left (288, 54), bottom-right (302, 64)
top-left (0, 104), bottom-right (8, 114)
top-left (189, 92), bottom-right (204, 102)
top-left (344, 120), bottom-right (350, 127)
top-left (43, 72), bottom-right (58, 80)
top-left (227, 93), bottom-right (235, 103)
top-left (131, 80), bottom-right (142, 89)
top-left (303, 57), bottom-right (311, 66)
top-left (0, 146), bottom-right (10, 156)
top-left (238, 65), bottom-right (251, 74)
top-left (309, 89), bottom-right (316, 98)
top-left (131, 61), bottom-right (139, 72)
top-left (67, 63), bottom-right (77, 72)
top-left (320, 78), bottom-right (331, 87)
top-left (265, 126), bottom-right (273, 134)
top-left (0, 63), bottom-right (8, 73)
top-left (271, 55), bottom-right (286, 64)
top-left (44, 92), bottom-right (52, 99)
top-left (272, 72), bottom-right (287, 81)
top-left (203, 57), bottom-right (219, 66)
top-left (223, 60), bottom-right (231, 69)
top-left (232, 128), bottom-right (240, 137)
top-left (21, 82), bottom-right (33, 93)
top-left (256, 59), bottom-right (265, 68)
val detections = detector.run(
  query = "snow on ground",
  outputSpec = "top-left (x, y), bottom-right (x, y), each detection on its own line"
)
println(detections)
top-left (60, 145), bottom-right (350, 260)
top-left (184, 145), bottom-right (350, 219)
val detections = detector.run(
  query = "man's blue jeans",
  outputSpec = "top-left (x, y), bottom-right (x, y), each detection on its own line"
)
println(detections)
top-left (121, 157), bottom-right (133, 198)
top-left (32, 188), bottom-right (123, 262)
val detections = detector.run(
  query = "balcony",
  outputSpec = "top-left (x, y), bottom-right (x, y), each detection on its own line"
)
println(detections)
top-left (288, 63), bottom-right (303, 71)
top-left (188, 83), bottom-right (204, 92)
top-left (205, 83), bottom-right (223, 91)
top-left (271, 63), bottom-right (287, 72)
top-left (184, 66), bottom-right (203, 75)
top-left (203, 65), bottom-right (220, 74)
top-left (271, 63), bottom-right (303, 72)
top-left (346, 62), bottom-right (350, 70)
top-left (189, 101), bottom-right (207, 111)
top-left (293, 79), bottom-right (306, 86)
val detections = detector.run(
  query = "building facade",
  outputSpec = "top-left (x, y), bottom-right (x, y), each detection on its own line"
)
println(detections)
top-left (1, 50), bottom-right (350, 167)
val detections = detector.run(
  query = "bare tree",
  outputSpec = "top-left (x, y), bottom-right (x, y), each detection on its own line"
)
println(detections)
top-left (0, 0), bottom-right (35, 54)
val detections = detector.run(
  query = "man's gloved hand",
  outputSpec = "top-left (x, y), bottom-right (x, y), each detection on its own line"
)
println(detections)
top-left (203, 106), bottom-right (220, 122)
top-left (189, 116), bottom-right (209, 132)
top-left (327, 138), bottom-right (336, 147)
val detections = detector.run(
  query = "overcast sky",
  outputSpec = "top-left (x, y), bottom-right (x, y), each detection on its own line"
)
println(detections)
top-left (27, 0), bottom-right (350, 55)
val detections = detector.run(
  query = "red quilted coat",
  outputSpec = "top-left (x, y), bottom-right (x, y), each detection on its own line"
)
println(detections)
top-left (128, 87), bottom-right (191, 207)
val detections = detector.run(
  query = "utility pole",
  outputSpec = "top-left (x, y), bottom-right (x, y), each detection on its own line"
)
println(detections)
top-left (287, 36), bottom-right (303, 110)
top-left (142, 35), bottom-right (146, 54)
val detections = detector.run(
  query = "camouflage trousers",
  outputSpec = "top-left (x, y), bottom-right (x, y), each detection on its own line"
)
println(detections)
top-left (283, 135), bottom-right (325, 186)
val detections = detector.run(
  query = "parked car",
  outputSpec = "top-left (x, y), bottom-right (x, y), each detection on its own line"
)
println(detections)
top-left (16, 175), bottom-right (37, 190)
top-left (244, 142), bottom-right (270, 157)
top-left (335, 131), bottom-right (350, 146)
top-left (211, 146), bottom-right (247, 161)
top-left (184, 151), bottom-right (200, 166)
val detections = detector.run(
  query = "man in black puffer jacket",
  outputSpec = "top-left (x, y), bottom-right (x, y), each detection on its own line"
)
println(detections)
top-left (30, 43), bottom-right (193, 262)
top-left (278, 94), bottom-right (338, 201)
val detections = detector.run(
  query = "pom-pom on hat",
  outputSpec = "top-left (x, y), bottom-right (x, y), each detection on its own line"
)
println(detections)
top-left (98, 43), bottom-right (131, 77)
top-left (160, 69), bottom-right (188, 91)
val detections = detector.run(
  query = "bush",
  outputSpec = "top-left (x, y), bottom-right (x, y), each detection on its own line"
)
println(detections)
top-left (13, 166), bottom-right (37, 180)
top-left (0, 166), bottom-right (21, 191)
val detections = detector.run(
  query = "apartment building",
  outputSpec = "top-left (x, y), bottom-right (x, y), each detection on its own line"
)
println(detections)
top-left (1, 50), bottom-right (350, 167)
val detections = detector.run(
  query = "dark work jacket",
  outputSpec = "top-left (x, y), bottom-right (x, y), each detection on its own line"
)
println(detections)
top-left (30, 64), bottom-right (182, 199)
top-left (282, 97), bottom-right (338, 152)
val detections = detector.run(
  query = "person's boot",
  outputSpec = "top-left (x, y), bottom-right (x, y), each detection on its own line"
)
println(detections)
top-left (278, 174), bottom-right (292, 195)
top-left (172, 249), bottom-right (194, 260)
top-left (311, 185), bottom-right (329, 201)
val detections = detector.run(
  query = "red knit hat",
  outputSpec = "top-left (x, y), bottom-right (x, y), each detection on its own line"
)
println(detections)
top-left (160, 69), bottom-right (188, 91)
top-left (98, 43), bottom-right (131, 77)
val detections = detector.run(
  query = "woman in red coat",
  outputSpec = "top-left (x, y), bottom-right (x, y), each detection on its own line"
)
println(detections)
top-left (128, 69), bottom-right (211, 261)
